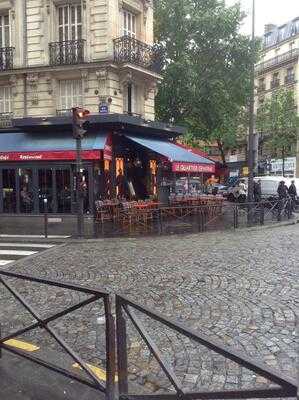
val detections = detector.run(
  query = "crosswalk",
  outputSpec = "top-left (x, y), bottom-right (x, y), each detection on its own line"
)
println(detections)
top-left (0, 242), bottom-right (56, 267)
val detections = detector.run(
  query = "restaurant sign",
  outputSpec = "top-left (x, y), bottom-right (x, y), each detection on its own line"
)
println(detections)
top-left (172, 162), bottom-right (215, 173)
top-left (103, 133), bottom-right (113, 161)
top-left (0, 150), bottom-right (102, 161)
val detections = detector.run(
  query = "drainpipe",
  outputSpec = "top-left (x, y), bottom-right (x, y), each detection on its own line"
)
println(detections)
top-left (23, 0), bottom-right (28, 117)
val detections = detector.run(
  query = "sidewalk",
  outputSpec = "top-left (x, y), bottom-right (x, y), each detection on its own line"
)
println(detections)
top-left (0, 350), bottom-right (105, 400)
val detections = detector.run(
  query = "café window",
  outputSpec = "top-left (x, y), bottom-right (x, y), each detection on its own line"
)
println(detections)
top-left (0, 14), bottom-right (10, 47)
top-left (59, 79), bottom-right (83, 110)
top-left (123, 10), bottom-right (136, 38)
top-left (0, 86), bottom-right (11, 113)
top-left (57, 4), bottom-right (82, 41)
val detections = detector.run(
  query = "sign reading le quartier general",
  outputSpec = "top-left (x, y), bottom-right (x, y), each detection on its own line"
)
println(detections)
top-left (172, 162), bottom-right (215, 173)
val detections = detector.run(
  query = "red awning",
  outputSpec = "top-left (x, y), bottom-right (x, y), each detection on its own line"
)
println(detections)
top-left (0, 150), bottom-right (101, 162)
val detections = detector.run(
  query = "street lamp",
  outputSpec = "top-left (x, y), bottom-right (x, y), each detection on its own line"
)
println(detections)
top-left (247, 0), bottom-right (256, 221)
top-left (72, 107), bottom-right (90, 238)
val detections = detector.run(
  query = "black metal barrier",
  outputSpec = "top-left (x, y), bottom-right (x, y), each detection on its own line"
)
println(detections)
top-left (0, 270), bottom-right (116, 400)
top-left (0, 273), bottom-right (297, 399)
top-left (94, 199), bottom-right (295, 238)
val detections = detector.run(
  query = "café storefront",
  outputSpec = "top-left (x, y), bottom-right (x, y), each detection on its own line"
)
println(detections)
top-left (0, 116), bottom-right (215, 217)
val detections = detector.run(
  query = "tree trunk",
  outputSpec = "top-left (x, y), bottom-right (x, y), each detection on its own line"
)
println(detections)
top-left (217, 140), bottom-right (226, 166)
top-left (282, 147), bottom-right (285, 177)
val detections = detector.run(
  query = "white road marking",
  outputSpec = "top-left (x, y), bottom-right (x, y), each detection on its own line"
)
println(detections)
top-left (0, 250), bottom-right (37, 256)
top-left (0, 235), bottom-right (69, 239)
top-left (0, 243), bottom-right (55, 249)
top-left (0, 260), bottom-right (14, 266)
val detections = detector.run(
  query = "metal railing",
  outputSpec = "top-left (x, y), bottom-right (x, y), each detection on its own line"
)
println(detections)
top-left (113, 36), bottom-right (163, 73)
top-left (56, 108), bottom-right (72, 116)
top-left (255, 48), bottom-right (299, 74)
top-left (94, 199), bottom-right (296, 238)
top-left (270, 79), bottom-right (280, 89)
top-left (284, 74), bottom-right (296, 85)
top-left (0, 47), bottom-right (14, 71)
top-left (256, 83), bottom-right (266, 93)
top-left (0, 112), bottom-right (13, 128)
top-left (49, 39), bottom-right (85, 65)
top-left (0, 270), bottom-right (116, 400)
top-left (0, 271), bottom-right (297, 399)
top-left (116, 295), bottom-right (297, 399)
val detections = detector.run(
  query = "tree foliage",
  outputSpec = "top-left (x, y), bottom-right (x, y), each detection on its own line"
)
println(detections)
top-left (256, 89), bottom-right (299, 175)
top-left (153, 0), bottom-right (260, 163)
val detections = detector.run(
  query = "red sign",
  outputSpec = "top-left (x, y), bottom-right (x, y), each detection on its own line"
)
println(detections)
top-left (172, 162), bottom-right (215, 173)
top-left (103, 132), bottom-right (113, 161)
top-left (0, 150), bottom-right (102, 162)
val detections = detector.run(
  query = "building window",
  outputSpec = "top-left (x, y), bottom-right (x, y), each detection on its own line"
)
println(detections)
top-left (123, 83), bottom-right (138, 115)
top-left (59, 79), bottom-right (83, 110)
top-left (123, 10), bottom-right (136, 38)
top-left (0, 14), bottom-right (10, 47)
top-left (58, 4), bottom-right (82, 41)
top-left (0, 86), bottom-right (11, 113)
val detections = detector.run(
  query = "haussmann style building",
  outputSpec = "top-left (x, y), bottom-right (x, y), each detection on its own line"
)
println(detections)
top-left (0, 0), bottom-right (215, 234)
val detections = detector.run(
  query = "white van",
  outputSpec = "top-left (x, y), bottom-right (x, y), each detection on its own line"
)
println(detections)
top-left (227, 176), bottom-right (299, 201)
top-left (255, 176), bottom-right (299, 199)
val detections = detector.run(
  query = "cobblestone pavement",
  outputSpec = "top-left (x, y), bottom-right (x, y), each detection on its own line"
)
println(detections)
top-left (0, 225), bottom-right (298, 395)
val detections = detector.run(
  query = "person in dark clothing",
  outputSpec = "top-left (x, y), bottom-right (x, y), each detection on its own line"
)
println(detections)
top-left (288, 180), bottom-right (297, 212)
top-left (277, 181), bottom-right (289, 220)
top-left (277, 181), bottom-right (288, 199)
top-left (253, 180), bottom-right (262, 203)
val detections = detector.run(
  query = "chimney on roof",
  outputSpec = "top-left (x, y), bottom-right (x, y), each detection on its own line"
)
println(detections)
top-left (264, 24), bottom-right (277, 34)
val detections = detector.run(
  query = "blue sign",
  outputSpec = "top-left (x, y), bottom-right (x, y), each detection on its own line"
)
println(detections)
top-left (99, 103), bottom-right (109, 114)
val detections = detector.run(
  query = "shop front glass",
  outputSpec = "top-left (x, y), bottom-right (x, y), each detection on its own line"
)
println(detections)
top-left (2, 169), bottom-right (16, 213)
top-left (19, 168), bottom-right (33, 213)
top-left (0, 163), bottom-right (93, 215)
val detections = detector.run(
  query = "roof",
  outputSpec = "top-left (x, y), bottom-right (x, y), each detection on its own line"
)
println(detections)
top-left (0, 131), bottom-right (108, 152)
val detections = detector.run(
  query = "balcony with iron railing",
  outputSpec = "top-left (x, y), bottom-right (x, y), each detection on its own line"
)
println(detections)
top-left (270, 79), bottom-right (280, 89)
top-left (257, 83), bottom-right (266, 93)
top-left (0, 112), bottom-right (13, 128)
top-left (284, 74), bottom-right (296, 85)
top-left (113, 36), bottom-right (163, 74)
top-left (49, 39), bottom-right (85, 66)
top-left (0, 47), bottom-right (14, 71)
top-left (256, 48), bottom-right (299, 74)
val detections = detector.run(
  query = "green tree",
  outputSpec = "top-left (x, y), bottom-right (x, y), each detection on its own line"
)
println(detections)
top-left (256, 89), bottom-right (299, 176)
top-left (154, 0), bottom-right (260, 164)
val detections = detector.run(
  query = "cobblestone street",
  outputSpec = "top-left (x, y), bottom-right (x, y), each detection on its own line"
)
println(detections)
top-left (0, 225), bottom-right (298, 395)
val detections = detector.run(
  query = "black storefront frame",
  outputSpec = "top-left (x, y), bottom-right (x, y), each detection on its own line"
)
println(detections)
top-left (0, 161), bottom-right (95, 215)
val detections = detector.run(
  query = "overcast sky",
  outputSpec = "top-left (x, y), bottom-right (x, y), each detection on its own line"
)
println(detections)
top-left (225, 0), bottom-right (299, 36)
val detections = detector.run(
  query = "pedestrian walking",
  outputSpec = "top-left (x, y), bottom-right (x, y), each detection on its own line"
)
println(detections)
top-left (237, 179), bottom-right (247, 203)
top-left (277, 181), bottom-right (289, 220)
top-left (288, 180), bottom-right (297, 212)
top-left (253, 179), bottom-right (261, 203)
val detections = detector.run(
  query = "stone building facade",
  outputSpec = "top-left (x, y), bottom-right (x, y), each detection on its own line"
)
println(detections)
top-left (0, 0), bottom-right (160, 125)
top-left (255, 17), bottom-right (299, 177)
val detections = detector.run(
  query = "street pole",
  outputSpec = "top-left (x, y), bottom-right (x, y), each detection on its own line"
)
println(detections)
top-left (76, 136), bottom-right (84, 238)
top-left (247, 0), bottom-right (256, 222)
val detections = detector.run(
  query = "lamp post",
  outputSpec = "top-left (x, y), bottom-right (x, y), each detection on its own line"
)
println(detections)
top-left (247, 0), bottom-right (256, 221)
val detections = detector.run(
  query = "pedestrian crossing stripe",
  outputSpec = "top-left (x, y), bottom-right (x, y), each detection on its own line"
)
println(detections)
top-left (0, 260), bottom-right (14, 266)
top-left (4, 339), bottom-right (40, 352)
top-left (0, 243), bottom-right (55, 249)
top-left (0, 250), bottom-right (38, 256)
top-left (73, 363), bottom-right (118, 382)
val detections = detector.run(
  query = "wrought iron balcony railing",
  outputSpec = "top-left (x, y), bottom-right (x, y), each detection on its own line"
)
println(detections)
top-left (285, 74), bottom-right (296, 85)
top-left (0, 112), bottom-right (13, 128)
top-left (49, 39), bottom-right (85, 66)
top-left (256, 48), bottom-right (299, 74)
top-left (113, 36), bottom-right (163, 74)
top-left (257, 83), bottom-right (266, 93)
top-left (270, 79), bottom-right (280, 89)
top-left (0, 47), bottom-right (14, 71)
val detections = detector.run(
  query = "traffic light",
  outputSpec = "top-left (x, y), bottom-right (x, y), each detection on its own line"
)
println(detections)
top-left (72, 107), bottom-right (90, 139)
